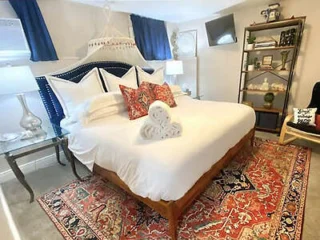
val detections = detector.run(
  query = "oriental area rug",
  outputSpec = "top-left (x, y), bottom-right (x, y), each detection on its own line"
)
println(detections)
top-left (38, 138), bottom-right (310, 240)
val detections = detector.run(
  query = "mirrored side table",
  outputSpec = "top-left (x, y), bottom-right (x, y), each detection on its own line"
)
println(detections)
top-left (0, 122), bottom-right (80, 203)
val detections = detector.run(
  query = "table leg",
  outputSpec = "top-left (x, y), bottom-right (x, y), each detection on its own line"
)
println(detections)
top-left (5, 153), bottom-right (34, 203)
top-left (52, 140), bottom-right (66, 166)
top-left (61, 139), bottom-right (83, 181)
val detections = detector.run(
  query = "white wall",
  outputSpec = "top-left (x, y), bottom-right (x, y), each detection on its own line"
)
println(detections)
top-left (0, 0), bottom-right (131, 177)
top-left (170, 0), bottom-right (320, 109)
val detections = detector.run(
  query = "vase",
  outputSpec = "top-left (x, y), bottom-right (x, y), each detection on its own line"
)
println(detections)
top-left (248, 65), bottom-right (255, 71)
top-left (247, 44), bottom-right (254, 50)
top-left (264, 92), bottom-right (275, 109)
top-left (280, 51), bottom-right (290, 70)
top-left (17, 93), bottom-right (43, 132)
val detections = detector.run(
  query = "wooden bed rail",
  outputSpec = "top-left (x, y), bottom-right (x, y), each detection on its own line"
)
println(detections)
top-left (93, 128), bottom-right (255, 239)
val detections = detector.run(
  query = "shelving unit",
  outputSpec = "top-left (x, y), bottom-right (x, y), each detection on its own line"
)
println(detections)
top-left (238, 17), bottom-right (306, 133)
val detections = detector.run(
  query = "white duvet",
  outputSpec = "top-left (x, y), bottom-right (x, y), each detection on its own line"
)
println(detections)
top-left (64, 96), bottom-right (255, 201)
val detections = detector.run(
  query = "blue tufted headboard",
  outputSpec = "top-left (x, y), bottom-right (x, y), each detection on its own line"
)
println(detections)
top-left (36, 61), bottom-right (154, 127)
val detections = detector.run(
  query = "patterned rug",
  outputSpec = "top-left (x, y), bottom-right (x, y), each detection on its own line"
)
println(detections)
top-left (38, 138), bottom-right (310, 239)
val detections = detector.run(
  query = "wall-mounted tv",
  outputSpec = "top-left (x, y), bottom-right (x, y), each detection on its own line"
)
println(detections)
top-left (205, 14), bottom-right (237, 46)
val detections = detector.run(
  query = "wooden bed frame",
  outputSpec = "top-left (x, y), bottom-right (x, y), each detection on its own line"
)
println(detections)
top-left (93, 128), bottom-right (255, 239)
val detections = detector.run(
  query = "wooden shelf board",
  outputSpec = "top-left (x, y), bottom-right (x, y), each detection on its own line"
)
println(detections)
top-left (242, 70), bottom-right (289, 73)
top-left (256, 126), bottom-right (281, 133)
top-left (253, 107), bottom-right (283, 113)
top-left (244, 46), bottom-right (295, 52)
top-left (246, 17), bottom-right (306, 32)
top-left (241, 89), bottom-right (286, 93)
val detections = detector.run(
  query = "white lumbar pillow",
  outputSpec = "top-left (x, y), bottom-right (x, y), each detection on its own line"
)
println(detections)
top-left (99, 67), bottom-right (137, 92)
top-left (136, 66), bottom-right (164, 85)
top-left (46, 68), bottom-right (105, 118)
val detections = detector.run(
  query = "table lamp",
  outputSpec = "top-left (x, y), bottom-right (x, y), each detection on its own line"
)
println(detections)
top-left (0, 66), bottom-right (43, 134)
top-left (165, 60), bottom-right (184, 85)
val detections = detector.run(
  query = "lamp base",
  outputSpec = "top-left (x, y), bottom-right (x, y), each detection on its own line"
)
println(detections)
top-left (16, 94), bottom-right (45, 135)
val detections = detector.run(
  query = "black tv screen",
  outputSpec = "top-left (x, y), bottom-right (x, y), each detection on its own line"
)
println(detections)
top-left (205, 14), bottom-right (237, 46)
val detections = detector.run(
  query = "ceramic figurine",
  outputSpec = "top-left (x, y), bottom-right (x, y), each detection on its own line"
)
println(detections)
top-left (248, 84), bottom-right (254, 90)
top-left (260, 78), bottom-right (270, 91)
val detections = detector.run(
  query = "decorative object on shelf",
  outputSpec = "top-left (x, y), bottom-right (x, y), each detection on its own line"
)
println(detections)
top-left (254, 38), bottom-right (277, 49)
top-left (260, 55), bottom-right (273, 70)
top-left (271, 83), bottom-right (286, 91)
top-left (280, 51), bottom-right (290, 70)
top-left (264, 92), bottom-right (275, 109)
top-left (279, 28), bottom-right (296, 47)
top-left (262, 55), bottom-right (273, 66)
top-left (279, 31), bottom-right (286, 47)
top-left (247, 84), bottom-right (254, 90)
top-left (0, 66), bottom-right (46, 138)
top-left (260, 78), bottom-right (270, 91)
top-left (261, 3), bottom-right (281, 23)
top-left (253, 58), bottom-right (260, 69)
top-left (246, 36), bottom-right (256, 50)
top-left (247, 59), bottom-right (255, 71)
top-left (242, 101), bottom-right (253, 107)
top-left (247, 84), bottom-right (261, 90)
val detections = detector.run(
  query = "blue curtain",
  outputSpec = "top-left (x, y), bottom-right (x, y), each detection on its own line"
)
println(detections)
top-left (131, 14), bottom-right (172, 61)
top-left (9, 0), bottom-right (58, 62)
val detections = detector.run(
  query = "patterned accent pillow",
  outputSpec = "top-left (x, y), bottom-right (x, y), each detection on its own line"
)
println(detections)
top-left (293, 108), bottom-right (317, 126)
top-left (119, 82), bottom-right (155, 120)
top-left (148, 82), bottom-right (177, 107)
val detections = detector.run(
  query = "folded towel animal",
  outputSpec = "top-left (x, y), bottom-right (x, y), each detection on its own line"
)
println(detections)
top-left (140, 101), bottom-right (182, 140)
top-left (148, 101), bottom-right (172, 127)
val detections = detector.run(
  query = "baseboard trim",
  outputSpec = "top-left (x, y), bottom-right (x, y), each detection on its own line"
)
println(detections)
top-left (0, 153), bottom-right (61, 183)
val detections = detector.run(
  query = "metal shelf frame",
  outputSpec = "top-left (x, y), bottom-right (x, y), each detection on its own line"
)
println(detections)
top-left (237, 17), bottom-right (306, 133)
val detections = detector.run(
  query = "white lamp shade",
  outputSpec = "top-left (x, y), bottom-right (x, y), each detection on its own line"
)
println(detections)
top-left (165, 60), bottom-right (184, 75)
top-left (0, 66), bottom-right (39, 95)
top-left (0, 18), bottom-right (31, 61)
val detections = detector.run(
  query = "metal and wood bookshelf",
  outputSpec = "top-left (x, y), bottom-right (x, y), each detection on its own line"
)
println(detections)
top-left (237, 17), bottom-right (306, 133)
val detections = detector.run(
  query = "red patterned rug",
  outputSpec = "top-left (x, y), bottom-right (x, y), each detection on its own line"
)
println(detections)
top-left (38, 138), bottom-right (310, 239)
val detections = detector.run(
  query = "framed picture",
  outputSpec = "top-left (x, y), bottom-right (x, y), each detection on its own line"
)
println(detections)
top-left (262, 55), bottom-right (273, 66)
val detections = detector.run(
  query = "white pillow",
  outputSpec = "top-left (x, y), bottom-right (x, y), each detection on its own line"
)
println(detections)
top-left (99, 67), bottom-right (137, 92)
top-left (85, 92), bottom-right (125, 114)
top-left (86, 105), bottom-right (126, 123)
top-left (136, 66), bottom-right (164, 85)
top-left (46, 68), bottom-right (104, 117)
top-left (293, 108), bottom-right (317, 126)
top-left (74, 92), bottom-right (126, 124)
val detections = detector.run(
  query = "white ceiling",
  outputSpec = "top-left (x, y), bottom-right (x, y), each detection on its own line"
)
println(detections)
top-left (70, 0), bottom-right (273, 23)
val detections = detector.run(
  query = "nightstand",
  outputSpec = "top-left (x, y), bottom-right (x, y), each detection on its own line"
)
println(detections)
top-left (0, 122), bottom-right (80, 203)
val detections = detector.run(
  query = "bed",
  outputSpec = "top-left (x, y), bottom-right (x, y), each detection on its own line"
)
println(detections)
top-left (36, 61), bottom-right (255, 239)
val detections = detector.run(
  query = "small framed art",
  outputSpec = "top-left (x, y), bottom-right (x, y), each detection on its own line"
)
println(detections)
top-left (262, 55), bottom-right (273, 66)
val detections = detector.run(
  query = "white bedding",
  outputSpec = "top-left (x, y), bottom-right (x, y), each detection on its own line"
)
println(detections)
top-left (64, 96), bottom-right (255, 201)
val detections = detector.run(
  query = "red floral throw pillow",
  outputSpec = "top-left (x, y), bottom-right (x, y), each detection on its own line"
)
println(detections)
top-left (119, 82), bottom-right (155, 120)
top-left (148, 82), bottom-right (177, 107)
